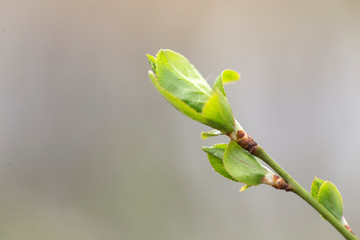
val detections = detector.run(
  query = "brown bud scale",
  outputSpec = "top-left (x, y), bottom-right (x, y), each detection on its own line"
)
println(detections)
top-left (235, 130), bottom-right (258, 154)
top-left (262, 174), bottom-right (292, 192)
top-left (271, 175), bottom-right (292, 191)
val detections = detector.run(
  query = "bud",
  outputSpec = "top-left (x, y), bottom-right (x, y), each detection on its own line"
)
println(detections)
top-left (147, 49), bottom-right (240, 133)
top-left (311, 177), bottom-right (344, 221)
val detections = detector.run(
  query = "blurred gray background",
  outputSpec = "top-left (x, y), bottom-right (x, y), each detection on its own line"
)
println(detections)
top-left (1, 0), bottom-right (360, 239)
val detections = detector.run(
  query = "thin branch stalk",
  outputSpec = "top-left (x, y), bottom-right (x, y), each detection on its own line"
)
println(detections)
top-left (228, 120), bottom-right (357, 240)
top-left (253, 147), bottom-right (357, 240)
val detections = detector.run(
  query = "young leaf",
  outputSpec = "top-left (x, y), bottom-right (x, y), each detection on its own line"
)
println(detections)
top-left (317, 181), bottom-right (343, 221)
top-left (202, 143), bottom-right (236, 181)
top-left (221, 69), bottom-right (240, 84)
top-left (311, 177), bottom-right (325, 198)
top-left (155, 49), bottom-right (213, 112)
top-left (202, 90), bottom-right (235, 132)
top-left (223, 141), bottom-right (267, 185)
top-left (212, 69), bottom-right (240, 96)
top-left (201, 129), bottom-right (224, 139)
top-left (148, 71), bottom-right (208, 124)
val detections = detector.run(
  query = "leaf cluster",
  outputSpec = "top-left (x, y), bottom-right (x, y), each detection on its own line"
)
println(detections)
top-left (147, 49), bottom-right (353, 239)
top-left (147, 49), bottom-right (239, 133)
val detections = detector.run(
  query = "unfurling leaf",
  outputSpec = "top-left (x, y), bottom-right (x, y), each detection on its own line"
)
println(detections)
top-left (202, 143), bottom-right (236, 181)
top-left (311, 177), bottom-right (325, 198)
top-left (311, 177), bottom-right (344, 221)
top-left (223, 141), bottom-right (267, 185)
top-left (201, 129), bottom-right (224, 139)
top-left (212, 69), bottom-right (240, 96)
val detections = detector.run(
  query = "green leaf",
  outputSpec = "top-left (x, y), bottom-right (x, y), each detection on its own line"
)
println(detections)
top-left (146, 54), bottom-right (156, 72)
top-left (311, 177), bottom-right (325, 198)
top-left (311, 178), bottom-right (344, 221)
top-left (202, 143), bottom-right (227, 160)
top-left (148, 71), bottom-right (207, 124)
top-left (201, 129), bottom-right (224, 139)
top-left (155, 49), bottom-right (213, 112)
top-left (223, 141), bottom-right (267, 185)
top-left (317, 181), bottom-right (343, 221)
top-left (212, 69), bottom-right (240, 96)
top-left (202, 90), bottom-right (234, 132)
top-left (202, 143), bottom-right (236, 181)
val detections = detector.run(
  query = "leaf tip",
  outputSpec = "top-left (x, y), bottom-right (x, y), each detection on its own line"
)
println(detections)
top-left (201, 132), bottom-right (209, 139)
top-left (146, 54), bottom-right (157, 72)
top-left (200, 130), bottom-right (224, 139)
top-left (239, 184), bottom-right (252, 192)
top-left (201, 146), bottom-right (211, 153)
top-left (148, 70), bottom-right (156, 80)
top-left (222, 69), bottom-right (241, 83)
top-left (157, 48), bottom-right (170, 57)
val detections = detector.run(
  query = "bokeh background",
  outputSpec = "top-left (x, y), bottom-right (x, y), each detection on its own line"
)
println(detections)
top-left (1, 0), bottom-right (360, 239)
